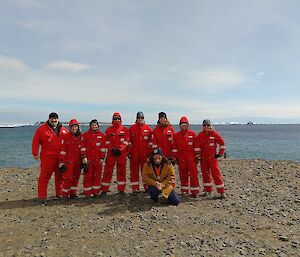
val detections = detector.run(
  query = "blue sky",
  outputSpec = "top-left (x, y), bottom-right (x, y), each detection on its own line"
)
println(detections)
top-left (1, 0), bottom-right (300, 125)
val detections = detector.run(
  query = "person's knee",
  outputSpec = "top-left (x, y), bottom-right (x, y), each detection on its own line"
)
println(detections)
top-left (148, 186), bottom-right (159, 202)
top-left (148, 186), bottom-right (157, 193)
top-left (168, 190), bottom-right (180, 206)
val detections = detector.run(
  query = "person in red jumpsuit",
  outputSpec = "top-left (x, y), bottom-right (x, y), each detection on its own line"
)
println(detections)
top-left (197, 119), bottom-right (226, 198)
top-left (58, 119), bottom-right (83, 199)
top-left (32, 112), bottom-right (68, 201)
top-left (172, 116), bottom-right (200, 197)
top-left (128, 111), bottom-right (153, 193)
top-left (100, 113), bottom-right (130, 196)
top-left (80, 119), bottom-right (106, 197)
top-left (152, 112), bottom-right (175, 161)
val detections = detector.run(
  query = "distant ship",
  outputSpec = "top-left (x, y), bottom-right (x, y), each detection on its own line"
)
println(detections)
top-left (246, 121), bottom-right (256, 125)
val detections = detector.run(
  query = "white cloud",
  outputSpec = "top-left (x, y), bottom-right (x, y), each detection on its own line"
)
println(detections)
top-left (202, 101), bottom-right (300, 120)
top-left (0, 55), bottom-right (29, 71)
top-left (45, 61), bottom-right (92, 72)
top-left (1, 68), bottom-right (300, 123)
top-left (187, 68), bottom-right (246, 91)
top-left (0, 71), bottom-right (140, 104)
top-left (256, 72), bottom-right (265, 76)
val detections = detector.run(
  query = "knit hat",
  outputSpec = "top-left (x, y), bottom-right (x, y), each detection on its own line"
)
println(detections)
top-left (69, 119), bottom-right (79, 128)
top-left (203, 119), bottom-right (212, 126)
top-left (158, 112), bottom-right (167, 119)
top-left (136, 111), bottom-right (144, 119)
top-left (49, 112), bottom-right (58, 119)
top-left (179, 116), bottom-right (189, 126)
top-left (112, 112), bottom-right (122, 121)
top-left (90, 119), bottom-right (99, 127)
top-left (152, 148), bottom-right (163, 156)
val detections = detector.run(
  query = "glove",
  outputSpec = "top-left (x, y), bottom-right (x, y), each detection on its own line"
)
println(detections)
top-left (111, 148), bottom-right (121, 157)
top-left (59, 164), bottom-right (68, 173)
top-left (169, 159), bottom-right (177, 166)
top-left (214, 154), bottom-right (221, 159)
top-left (195, 155), bottom-right (201, 163)
top-left (81, 163), bottom-right (89, 173)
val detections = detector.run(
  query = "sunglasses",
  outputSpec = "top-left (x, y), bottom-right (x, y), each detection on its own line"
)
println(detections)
top-left (203, 124), bottom-right (211, 127)
top-left (137, 117), bottom-right (144, 119)
top-left (113, 117), bottom-right (121, 121)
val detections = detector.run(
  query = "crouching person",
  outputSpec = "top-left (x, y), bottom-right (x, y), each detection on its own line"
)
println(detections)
top-left (142, 148), bottom-right (180, 206)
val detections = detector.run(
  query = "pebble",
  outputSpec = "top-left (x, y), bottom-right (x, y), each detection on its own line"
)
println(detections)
top-left (150, 214), bottom-right (157, 220)
top-left (279, 235), bottom-right (289, 242)
top-left (180, 241), bottom-right (187, 247)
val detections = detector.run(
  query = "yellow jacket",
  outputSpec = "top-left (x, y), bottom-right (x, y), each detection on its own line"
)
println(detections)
top-left (142, 162), bottom-right (176, 198)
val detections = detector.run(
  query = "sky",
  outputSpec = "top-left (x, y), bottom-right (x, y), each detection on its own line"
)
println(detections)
top-left (1, 0), bottom-right (300, 125)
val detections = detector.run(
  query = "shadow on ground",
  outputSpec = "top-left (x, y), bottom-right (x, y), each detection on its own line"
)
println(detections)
top-left (0, 192), bottom-right (224, 215)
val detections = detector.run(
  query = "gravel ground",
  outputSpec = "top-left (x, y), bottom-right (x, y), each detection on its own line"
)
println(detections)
top-left (0, 159), bottom-right (299, 257)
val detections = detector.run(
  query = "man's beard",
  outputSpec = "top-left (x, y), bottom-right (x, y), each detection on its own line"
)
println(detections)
top-left (50, 122), bottom-right (58, 128)
top-left (154, 158), bottom-right (162, 165)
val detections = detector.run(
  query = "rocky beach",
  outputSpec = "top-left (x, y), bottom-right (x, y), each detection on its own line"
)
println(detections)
top-left (0, 159), bottom-right (299, 257)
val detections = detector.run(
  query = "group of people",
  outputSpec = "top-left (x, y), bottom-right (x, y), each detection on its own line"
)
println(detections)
top-left (32, 111), bottom-right (226, 206)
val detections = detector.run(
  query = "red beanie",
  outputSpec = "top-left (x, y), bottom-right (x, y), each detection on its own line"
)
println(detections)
top-left (69, 119), bottom-right (79, 128)
top-left (179, 116), bottom-right (189, 126)
top-left (112, 112), bottom-right (122, 121)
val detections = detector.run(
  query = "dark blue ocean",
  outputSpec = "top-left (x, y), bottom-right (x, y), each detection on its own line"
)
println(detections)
top-left (0, 124), bottom-right (299, 168)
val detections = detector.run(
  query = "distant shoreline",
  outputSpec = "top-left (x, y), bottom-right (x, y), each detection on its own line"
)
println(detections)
top-left (1, 123), bottom-right (300, 128)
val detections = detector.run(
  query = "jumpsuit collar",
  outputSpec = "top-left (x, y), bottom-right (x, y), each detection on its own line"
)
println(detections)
top-left (112, 121), bottom-right (122, 128)
top-left (47, 121), bottom-right (62, 136)
top-left (136, 120), bottom-right (145, 126)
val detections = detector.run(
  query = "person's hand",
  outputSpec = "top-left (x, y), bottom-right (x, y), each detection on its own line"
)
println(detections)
top-left (195, 155), bottom-right (201, 164)
top-left (58, 164), bottom-right (68, 173)
top-left (156, 182), bottom-right (163, 191)
top-left (170, 159), bottom-right (177, 165)
top-left (81, 163), bottom-right (89, 173)
top-left (111, 148), bottom-right (121, 157)
top-left (34, 156), bottom-right (39, 160)
top-left (214, 154), bottom-right (221, 159)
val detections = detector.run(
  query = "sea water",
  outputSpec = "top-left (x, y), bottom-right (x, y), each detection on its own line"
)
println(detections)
top-left (0, 124), bottom-right (299, 168)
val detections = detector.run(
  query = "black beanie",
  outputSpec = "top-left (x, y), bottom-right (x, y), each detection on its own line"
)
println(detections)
top-left (90, 119), bottom-right (99, 127)
top-left (136, 111), bottom-right (144, 119)
top-left (152, 148), bottom-right (163, 156)
top-left (158, 112), bottom-right (167, 119)
top-left (49, 112), bottom-right (58, 119)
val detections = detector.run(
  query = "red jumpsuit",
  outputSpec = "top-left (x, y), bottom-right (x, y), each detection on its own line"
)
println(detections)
top-left (152, 124), bottom-right (175, 159)
top-left (32, 122), bottom-right (68, 199)
top-left (101, 114), bottom-right (129, 192)
top-left (172, 129), bottom-right (200, 195)
top-left (197, 130), bottom-right (226, 193)
top-left (80, 129), bottom-right (106, 196)
top-left (129, 122), bottom-right (153, 191)
top-left (59, 132), bottom-right (83, 197)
